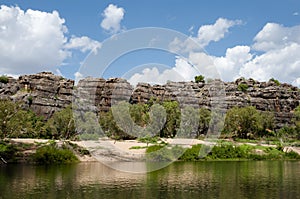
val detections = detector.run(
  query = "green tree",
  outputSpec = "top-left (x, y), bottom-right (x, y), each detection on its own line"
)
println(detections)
top-left (223, 106), bottom-right (274, 139)
top-left (76, 111), bottom-right (103, 140)
top-left (198, 108), bottom-right (212, 136)
top-left (129, 103), bottom-right (150, 127)
top-left (177, 106), bottom-right (198, 138)
top-left (0, 100), bottom-right (45, 138)
top-left (194, 75), bottom-right (205, 83)
top-left (0, 100), bottom-right (19, 138)
top-left (99, 104), bottom-right (133, 139)
top-left (161, 101), bottom-right (181, 137)
top-left (293, 105), bottom-right (300, 138)
top-left (46, 106), bottom-right (76, 139)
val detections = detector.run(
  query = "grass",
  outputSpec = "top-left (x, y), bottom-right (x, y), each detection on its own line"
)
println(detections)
top-left (129, 146), bottom-right (148, 150)
top-left (146, 144), bottom-right (184, 162)
top-left (145, 143), bottom-right (300, 162)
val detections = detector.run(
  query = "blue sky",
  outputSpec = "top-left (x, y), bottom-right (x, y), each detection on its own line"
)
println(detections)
top-left (0, 0), bottom-right (300, 86)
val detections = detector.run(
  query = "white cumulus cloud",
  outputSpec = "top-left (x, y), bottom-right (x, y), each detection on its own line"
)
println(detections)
top-left (253, 23), bottom-right (300, 52)
top-left (132, 22), bottom-right (300, 87)
top-left (197, 18), bottom-right (242, 47)
top-left (100, 4), bottom-right (125, 34)
top-left (240, 43), bottom-right (300, 83)
top-left (65, 36), bottom-right (101, 54)
top-left (169, 18), bottom-right (241, 53)
top-left (128, 58), bottom-right (199, 86)
top-left (0, 5), bottom-right (101, 76)
top-left (214, 46), bottom-right (252, 81)
top-left (240, 23), bottom-right (300, 85)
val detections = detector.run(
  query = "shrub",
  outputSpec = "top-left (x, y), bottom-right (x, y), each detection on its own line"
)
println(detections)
top-left (46, 106), bottom-right (76, 140)
top-left (293, 105), bottom-right (300, 139)
top-left (0, 100), bottom-right (46, 139)
top-left (161, 101), bottom-right (181, 138)
top-left (285, 151), bottom-right (300, 159)
top-left (0, 141), bottom-right (17, 162)
top-left (67, 142), bottom-right (90, 156)
top-left (179, 144), bottom-right (202, 161)
top-left (269, 78), bottom-right (280, 86)
top-left (194, 75), bottom-right (205, 83)
top-left (32, 144), bottom-right (78, 164)
top-left (223, 106), bottom-right (275, 139)
top-left (237, 83), bottom-right (249, 92)
top-left (146, 145), bottom-right (164, 153)
top-left (146, 145), bottom-right (184, 162)
top-left (0, 75), bottom-right (9, 84)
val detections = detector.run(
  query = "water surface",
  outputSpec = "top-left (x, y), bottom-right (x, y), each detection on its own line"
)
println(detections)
top-left (0, 161), bottom-right (299, 198)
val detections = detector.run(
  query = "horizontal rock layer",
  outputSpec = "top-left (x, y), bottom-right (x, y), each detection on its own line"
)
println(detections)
top-left (0, 72), bottom-right (299, 129)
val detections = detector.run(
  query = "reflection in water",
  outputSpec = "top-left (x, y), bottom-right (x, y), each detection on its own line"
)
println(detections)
top-left (0, 161), bottom-right (300, 199)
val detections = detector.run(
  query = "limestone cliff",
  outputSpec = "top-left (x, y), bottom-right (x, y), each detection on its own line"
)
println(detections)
top-left (0, 72), bottom-right (74, 118)
top-left (0, 72), bottom-right (299, 129)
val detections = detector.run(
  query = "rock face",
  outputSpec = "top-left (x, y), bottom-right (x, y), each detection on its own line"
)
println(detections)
top-left (76, 77), bottom-right (133, 112)
top-left (0, 72), bottom-right (74, 118)
top-left (0, 72), bottom-right (299, 129)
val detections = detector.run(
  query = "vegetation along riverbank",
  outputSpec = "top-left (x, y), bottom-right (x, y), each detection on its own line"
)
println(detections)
top-left (0, 73), bottom-right (300, 164)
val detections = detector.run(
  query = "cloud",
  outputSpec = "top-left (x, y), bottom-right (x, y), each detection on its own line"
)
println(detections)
top-left (169, 18), bottom-right (241, 53)
top-left (132, 22), bottom-right (300, 87)
top-left (188, 25), bottom-right (194, 35)
top-left (292, 77), bottom-right (300, 87)
top-left (197, 18), bottom-right (242, 47)
top-left (214, 46), bottom-right (252, 81)
top-left (0, 5), bottom-right (68, 75)
top-left (128, 58), bottom-right (199, 86)
top-left (0, 5), bottom-right (101, 76)
top-left (240, 43), bottom-right (300, 83)
top-left (240, 23), bottom-right (300, 85)
top-left (293, 12), bottom-right (299, 16)
top-left (100, 4), bottom-right (125, 34)
top-left (65, 36), bottom-right (101, 54)
top-left (252, 23), bottom-right (300, 51)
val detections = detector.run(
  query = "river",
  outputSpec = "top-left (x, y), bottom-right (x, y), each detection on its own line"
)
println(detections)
top-left (0, 161), bottom-right (299, 198)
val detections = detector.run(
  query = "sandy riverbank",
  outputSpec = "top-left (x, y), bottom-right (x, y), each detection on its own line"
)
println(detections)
top-left (9, 138), bottom-right (300, 162)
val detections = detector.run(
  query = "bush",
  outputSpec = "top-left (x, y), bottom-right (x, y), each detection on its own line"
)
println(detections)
top-left (46, 106), bottom-right (76, 140)
top-left (161, 101), bottom-right (181, 138)
top-left (32, 144), bottom-right (78, 164)
top-left (0, 100), bottom-right (46, 139)
top-left (67, 142), bottom-right (90, 156)
top-left (277, 126), bottom-right (297, 140)
top-left (0, 75), bottom-right (9, 84)
top-left (285, 151), bottom-right (300, 159)
top-left (0, 141), bottom-right (17, 162)
top-left (146, 145), bottom-right (164, 153)
top-left (269, 78), bottom-right (280, 86)
top-left (146, 145), bottom-right (184, 162)
top-left (223, 106), bottom-right (275, 139)
top-left (293, 105), bottom-right (300, 139)
top-left (179, 145), bottom-right (202, 161)
top-left (237, 83), bottom-right (249, 92)
top-left (194, 75), bottom-right (205, 83)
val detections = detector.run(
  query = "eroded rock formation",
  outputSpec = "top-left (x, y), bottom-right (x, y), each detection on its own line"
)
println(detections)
top-left (0, 72), bottom-right (299, 128)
